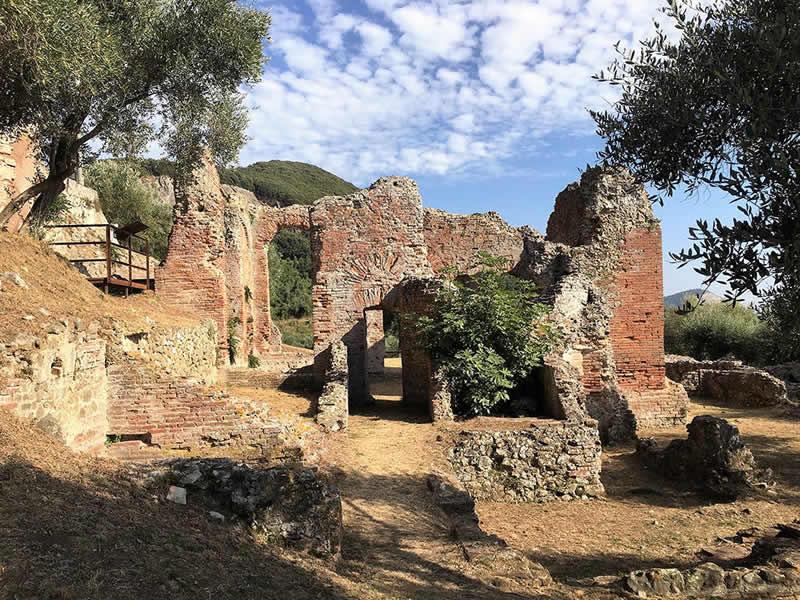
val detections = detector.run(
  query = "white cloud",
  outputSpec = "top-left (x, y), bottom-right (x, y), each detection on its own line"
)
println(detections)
top-left (243, 0), bottom-right (676, 184)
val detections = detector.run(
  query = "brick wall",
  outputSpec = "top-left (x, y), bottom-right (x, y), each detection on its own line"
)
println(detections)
top-left (107, 362), bottom-right (280, 452)
top-left (157, 156), bottom-right (229, 364)
top-left (423, 208), bottom-right (525, 274)
top-left (608, 227), bottom-right (666, 392)
top-left (310, 178), bottom-right (433, 403)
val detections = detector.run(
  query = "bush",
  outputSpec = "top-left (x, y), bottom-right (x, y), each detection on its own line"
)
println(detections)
top-left (664, 300), bottom-right (769, 365)
top-left (417, 253), bottom-right (555, 417)
top-left (276, 318), bottom-right (312, 349)
top-left (85, 161), bottom-right (173, 260)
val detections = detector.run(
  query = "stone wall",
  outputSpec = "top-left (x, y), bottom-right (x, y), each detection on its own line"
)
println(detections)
top-left (449, 419), bottom-right (604, 502)
top-left (0, 319), bottom-right (108, 453)
top-left (111, 320), bottom-right (218, 383)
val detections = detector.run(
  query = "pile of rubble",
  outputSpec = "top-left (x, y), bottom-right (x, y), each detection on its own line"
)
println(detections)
top-left (142, 458), bottom-right (343, 557)
top-left (637, 415), bottom-right (772, 500)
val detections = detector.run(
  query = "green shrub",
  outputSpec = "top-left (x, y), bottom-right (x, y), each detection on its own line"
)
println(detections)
top-left (248, 353), bottom-right (260, 369)
top-left (85, 161), bottom-right (173, 260)
top-left (664, 300), bottom-right (769, 364)
top-left (417, 253), bottom-right (555, 417)
top-left (276, 318), bottom-right (312, 349)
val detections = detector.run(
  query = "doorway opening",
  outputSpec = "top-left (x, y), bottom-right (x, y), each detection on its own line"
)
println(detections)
top-left (268, 228), bottom-right (313, 350)
top-left (364, 309), bottom-right (404, 408)
top-left (504, 365), bottom-right (565, 419)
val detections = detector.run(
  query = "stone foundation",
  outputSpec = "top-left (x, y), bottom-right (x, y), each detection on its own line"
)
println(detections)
top-left (449, 419), bottom-right (604, 503)
top-left (158, 458), bottom-right (343, 557)
top-left (637, 415), bottom-right (772, 500)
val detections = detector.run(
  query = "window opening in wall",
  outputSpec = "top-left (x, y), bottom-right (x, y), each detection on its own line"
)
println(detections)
top-left (269, 228), bottom-right (313, 349)
top-left (105, 432), bottom-right (153, 445)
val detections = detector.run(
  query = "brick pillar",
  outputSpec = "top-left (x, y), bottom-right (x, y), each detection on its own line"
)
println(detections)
top-left (365, 309), bottom-right (385, 375)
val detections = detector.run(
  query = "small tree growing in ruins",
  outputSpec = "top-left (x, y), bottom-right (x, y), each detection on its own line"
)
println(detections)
top-left (0, 0), bottom-right (270, 228)
top-left (417, 253), bottom-right (555, 417)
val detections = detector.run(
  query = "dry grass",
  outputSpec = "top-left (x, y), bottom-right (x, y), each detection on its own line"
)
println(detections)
top-left (0, 408), bottom-right (390, 600)
top-left (0, 232), bottom-right (198, 345)
top-left (477, 400), bottom-right (800, 583)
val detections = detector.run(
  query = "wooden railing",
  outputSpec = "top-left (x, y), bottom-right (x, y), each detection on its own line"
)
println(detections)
top-left (43, 223), bottom-right (153, 295)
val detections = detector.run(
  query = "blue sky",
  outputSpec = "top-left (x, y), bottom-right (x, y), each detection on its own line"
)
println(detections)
top-left (241, 0), bottom-right (736, 295)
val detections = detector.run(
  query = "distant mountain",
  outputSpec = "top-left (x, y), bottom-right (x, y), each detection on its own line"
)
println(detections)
top-left (664, 288), bottom-right (723, 308)
top-left (219, 160), bottom-right (358, 206)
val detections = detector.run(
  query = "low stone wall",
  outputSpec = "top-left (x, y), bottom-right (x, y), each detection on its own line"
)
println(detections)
top-left (0, 319), bottom-right (108, 453)
top-left (112, 320), bottom-right (218, 383)
top-left (449, 419), bottom-right (604, 502)
top-left (666, 355), bottom-right (788, 407)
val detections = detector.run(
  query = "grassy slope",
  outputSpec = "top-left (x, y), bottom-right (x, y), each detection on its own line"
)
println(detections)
top-left (220, 161), bottom-right (358, 206)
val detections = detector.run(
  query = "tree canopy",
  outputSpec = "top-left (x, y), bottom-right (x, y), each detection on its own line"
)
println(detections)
top-left (0, 0), bottom-right (270, 228)
top-left (592, 0), bottom-right (800, 358)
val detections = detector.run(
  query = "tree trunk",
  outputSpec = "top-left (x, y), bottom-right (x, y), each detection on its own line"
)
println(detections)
top-left (0, 133), bottom-right (79, 231)
top-left (25, 178), bottom-right (68, 228)
top-left (0, 179), bottom-right (53, 230)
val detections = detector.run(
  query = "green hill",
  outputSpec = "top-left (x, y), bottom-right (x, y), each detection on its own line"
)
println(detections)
top-left (219, 160), bottom-right (358, 206)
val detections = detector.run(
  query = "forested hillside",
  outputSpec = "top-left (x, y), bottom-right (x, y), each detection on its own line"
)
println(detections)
top-left (219, 160), bottom-right (358, 206)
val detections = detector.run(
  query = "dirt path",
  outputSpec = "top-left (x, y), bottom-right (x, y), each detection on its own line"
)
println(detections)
top-left (324, 359), bottom-right (537, 599)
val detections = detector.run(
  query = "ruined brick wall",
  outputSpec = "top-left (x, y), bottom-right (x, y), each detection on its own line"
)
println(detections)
top-left (544, 167), bottom-right (687, 436)
top-left (423, 208), bottom-right (525, 274)
top-left (0, 135), bottom-right (40, 232)
top-left (107, 363), bottom-right (279, 451)
top-left (609, 227), bottom-right (666, 391)
top-left (252, 204), bottom-right (311, 354)
top-left (157, 156), bottom-right (229, 364)
top-left (310, 178), bottom-right (433, 403)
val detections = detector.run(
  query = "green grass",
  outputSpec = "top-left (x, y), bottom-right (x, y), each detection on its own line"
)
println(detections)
top-left (276, 318), bottom-right (312, 349)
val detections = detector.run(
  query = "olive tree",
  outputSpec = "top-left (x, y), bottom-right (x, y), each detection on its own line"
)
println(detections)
top-left (0, 0), bottom-right (269, 228)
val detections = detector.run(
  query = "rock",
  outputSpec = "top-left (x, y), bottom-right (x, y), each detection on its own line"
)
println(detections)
top-left (167, 459), bottom-right (342, 557)
top-left (666, 355), bottom-right (789, 408)
top-left (0, 272), bottom-right (28, 289)
top-left (208, 511), bottom-right (225, 522)
top-left (166, 485), bottom-right (187, 505)
top-left (637, 415), bottom-right (771, 500)
top-left (625, 568), bottom-right (685, 596)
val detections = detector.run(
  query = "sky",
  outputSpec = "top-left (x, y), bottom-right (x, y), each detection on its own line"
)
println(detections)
top-left (241, 0), bottom-right (739, 296)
